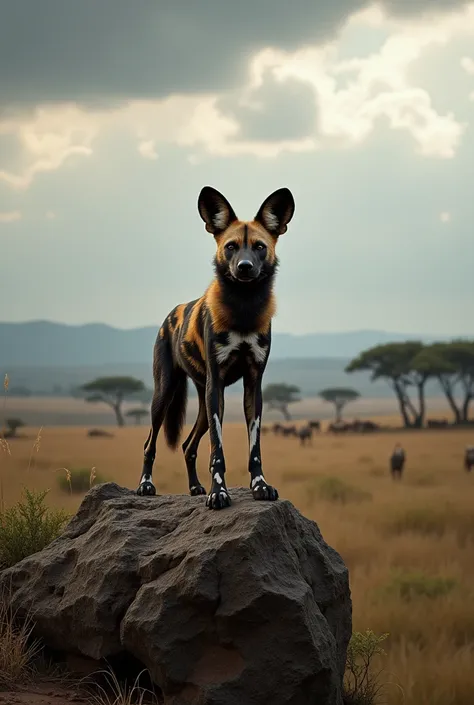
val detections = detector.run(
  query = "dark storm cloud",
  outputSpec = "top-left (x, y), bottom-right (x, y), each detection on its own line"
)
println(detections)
top-left (0, 0), bottom-right (470, 109)
top-left (218, 78), bottom-right (318, 142)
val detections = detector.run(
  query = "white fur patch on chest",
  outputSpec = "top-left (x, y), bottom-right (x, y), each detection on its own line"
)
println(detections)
top-left (215, 332), bottom-right (267, 364)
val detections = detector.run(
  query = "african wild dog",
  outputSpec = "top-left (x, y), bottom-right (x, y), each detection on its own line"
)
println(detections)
top-left (137, 186), bottom-right (295, 509)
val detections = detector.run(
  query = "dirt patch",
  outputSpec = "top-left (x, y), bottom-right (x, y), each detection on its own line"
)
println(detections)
top-left (0, 682), bottom-right (88, 704)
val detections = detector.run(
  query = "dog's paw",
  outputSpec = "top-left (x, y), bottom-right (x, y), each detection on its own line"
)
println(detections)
top-left (136, 481), bottom-right (156, 497)
top-left (206, 488), bottom-right (231, 510)
top-left (190, 484), bottom-right (207, 497)
top-left (251, 476), bottom-right (279, 502)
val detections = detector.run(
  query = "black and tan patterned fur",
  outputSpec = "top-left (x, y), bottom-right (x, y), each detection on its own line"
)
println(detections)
top-left (137, 186), bottom-right (295, 509)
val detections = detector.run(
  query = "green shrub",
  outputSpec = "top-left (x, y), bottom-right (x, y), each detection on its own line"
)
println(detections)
top-left (343, 630), bottom-right (389, 705)
top-left (318, 477), bottom-right (372, 504)
top-left (384, 570), bottom-right (457, 602)
top-left (57, 467), bottom-right (105, 494)
top-left (0, 488), bottom-right (69, 568)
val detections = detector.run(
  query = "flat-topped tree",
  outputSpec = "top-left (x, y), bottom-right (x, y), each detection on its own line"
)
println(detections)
top-left (129, 387), bottom-right (154, 405)
top-left (409, 343), bottom-right (460, 423)
top-left (319, 388), bottom-right (360, 422)
top-left (263, 383), bottom-right (300, 420)
top-left (346, 341), bottom-right (431, 428)
top-left (126, 407), bottom-right (150, 426)
top-left (5, 418), bottom-right (25, 437)
top-left (80, 376), bottom-right (146, 427)
top-left (439, 340), bottom-right (474, 423)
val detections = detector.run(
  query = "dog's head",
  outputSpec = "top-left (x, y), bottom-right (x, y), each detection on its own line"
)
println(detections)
top-left (198, 186), bottom-right (295, 283)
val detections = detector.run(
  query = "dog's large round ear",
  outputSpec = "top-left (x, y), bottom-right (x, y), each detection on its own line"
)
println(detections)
top-left (198, 186), bottom-right (238, 236)
top-left (254, 187), bottom-right (295, 236)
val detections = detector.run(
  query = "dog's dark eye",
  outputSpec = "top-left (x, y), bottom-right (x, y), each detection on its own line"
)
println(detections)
top-left (254, 242), bottom-right (267, 251)
top-left (225, 242), bottom-right (237, 251)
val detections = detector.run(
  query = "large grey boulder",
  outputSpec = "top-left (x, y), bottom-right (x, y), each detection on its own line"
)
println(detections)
top-left (1, 483), bottom-right (351, 705)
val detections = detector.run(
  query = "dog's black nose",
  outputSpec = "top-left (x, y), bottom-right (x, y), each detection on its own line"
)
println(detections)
top-left (237, 260), bottom-right (254, 272)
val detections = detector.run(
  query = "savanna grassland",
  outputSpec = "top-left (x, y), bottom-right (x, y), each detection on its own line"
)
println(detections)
top-left (1, 412), bottom-right (474, 705)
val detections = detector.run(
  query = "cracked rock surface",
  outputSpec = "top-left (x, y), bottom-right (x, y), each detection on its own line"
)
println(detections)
top-left (0, 482), bottom-right (352, 705)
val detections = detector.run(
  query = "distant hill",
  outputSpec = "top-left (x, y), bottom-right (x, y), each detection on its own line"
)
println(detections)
top-left (1, 358), bottom-right (448, 400)
top-left (0, 320), bottom-right (463, 401)
top-left (0, 320), bottom-right (459, 367)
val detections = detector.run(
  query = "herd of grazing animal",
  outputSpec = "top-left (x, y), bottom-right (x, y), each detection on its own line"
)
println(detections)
top-left (262, 421), bottom-right (473, 480)
top-left (138, 185), bottom-right (472, 507)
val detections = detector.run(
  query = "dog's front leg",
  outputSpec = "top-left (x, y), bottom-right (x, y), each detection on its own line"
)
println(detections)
top-left (205, 346), bottom-right (231, 510)
top-left (244, 368), bottom-right (279, 502)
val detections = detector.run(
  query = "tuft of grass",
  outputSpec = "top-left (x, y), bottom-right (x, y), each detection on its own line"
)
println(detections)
top-left (381, 504), bottom-right (474, 543)
top-left (318, 477), bottom-right (372, 505)
top-left (343, 630), bottom-right (390, 705)
top-left (409, 473), bottom-right (437, 487)
top-left (382, 506), bottom-right (447, 538)
top-left (368, 467), bottom-right (385, 478)
top-left (383, 570), bottom-right (457, 602)
top-left (281, 468), bottom-right (314, 483)
top-left (0, 488), bottom-right (69, 569)
top-left (88, 666), bottom-right (159, 705)
top-left (57, 467), bottom-right (105, 495)
top-left (0, 594), bottom-right (41, 688)
top-left (27, 427), bottom-right (43, 473)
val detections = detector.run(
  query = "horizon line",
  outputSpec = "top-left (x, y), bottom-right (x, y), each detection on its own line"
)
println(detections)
top-left (0, 319), bottom-right (472, 339)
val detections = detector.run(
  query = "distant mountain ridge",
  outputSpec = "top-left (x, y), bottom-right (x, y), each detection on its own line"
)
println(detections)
top-left (0, 320), bottom-right (463, 367)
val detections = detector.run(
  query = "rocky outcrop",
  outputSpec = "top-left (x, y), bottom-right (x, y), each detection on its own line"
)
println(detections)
top-left (1, 483), bottom-right (352, 705)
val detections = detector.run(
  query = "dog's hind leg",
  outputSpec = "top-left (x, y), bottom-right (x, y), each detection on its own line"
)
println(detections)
top-left (182, 385), bottom-right (208, 496)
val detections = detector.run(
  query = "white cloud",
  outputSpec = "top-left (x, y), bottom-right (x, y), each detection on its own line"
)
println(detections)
top-left (461, 56), bottom-right (474, 75)
top-left (246, 3), bottom-right (474, 159)
top-left (1, 2), bottom-right (474, 188)
top-left (0, 211), bottom-right (22, 223)
top-left (439, 211), bottom-right (451, 223)
top-left (45, 211), bottom-right (56, 220)
top-left (461, 56), bottom-right (474, 100)
top-left (0, 104), bottom-right (98, 189)
top-left (137, 140), bottom-right (158, 160)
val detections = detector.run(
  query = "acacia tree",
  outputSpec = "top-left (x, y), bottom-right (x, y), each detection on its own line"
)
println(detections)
top-left (406, 341), bottom-right (474, 424)
top-left (443, 340), bottom-right (474, 423)
top-left (126, 407), bottom-right (149, 426)
top-left (262, 383), bottom-right (301, 420)
top-left (346, 342), bottom-right (431, 428)
top-left (80, 376), bottom-right (146, 427)
top-left (319, 388), bottom-right (360, 422)
top-left (410, 343), bottom-right (460, 423)
top-left (4, 418), bottom-right (25, 438)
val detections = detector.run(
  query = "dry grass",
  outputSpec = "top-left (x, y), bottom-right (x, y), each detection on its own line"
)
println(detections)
top-left (87, 667), bottom-right (159, 705)
top-left (0, 594), bottom-right (41, 688)
top-left (1, 415), bottom-right (474, 703)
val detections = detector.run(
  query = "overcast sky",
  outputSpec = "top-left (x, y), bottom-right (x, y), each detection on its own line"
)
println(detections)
top-left (1, 0), bottom-right (473, 335)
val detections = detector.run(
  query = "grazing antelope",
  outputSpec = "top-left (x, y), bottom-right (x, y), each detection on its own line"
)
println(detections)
top-left (464, 446), bottom-right (474, 472)
top-left (298, 425), bottom-right (313, 446)
top-left (281, 425), bottom-right (298, 437)
top-left (137, 186), bottom-right (295, 509)
top-left (390, 443), bottom-right (406, 479)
